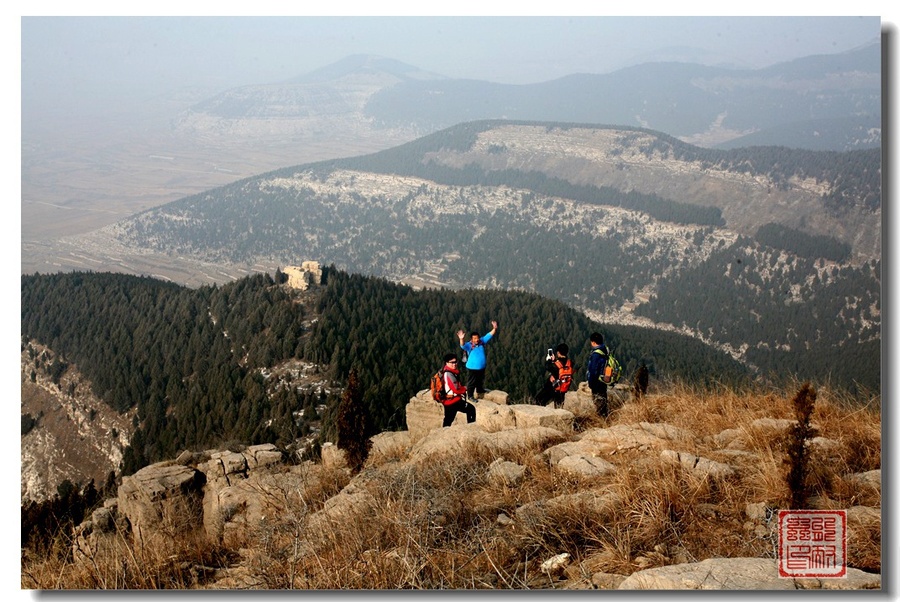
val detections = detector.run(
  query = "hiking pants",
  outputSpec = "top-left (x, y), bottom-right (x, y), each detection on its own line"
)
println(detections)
top-left (443, 399), bottom-right (477, 427)
top-left (535, 382), bottom-right (564, 409)
top-left (466, 368), bottom-right (486, 397)
top-left (590, 379), bottom-right (608, 417)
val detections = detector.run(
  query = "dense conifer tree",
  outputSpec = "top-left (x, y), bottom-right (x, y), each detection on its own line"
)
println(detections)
top-left (335, 368), bottom-right (371, 474)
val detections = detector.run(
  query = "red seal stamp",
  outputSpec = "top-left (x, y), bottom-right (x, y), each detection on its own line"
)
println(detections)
top-left (778, 509), bottom-right (847, 578)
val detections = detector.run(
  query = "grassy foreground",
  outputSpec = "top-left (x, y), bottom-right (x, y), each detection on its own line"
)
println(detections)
top-left (22, 380), bottom-right (881, 589)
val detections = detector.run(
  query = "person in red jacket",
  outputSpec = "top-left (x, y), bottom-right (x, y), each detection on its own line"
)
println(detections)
top-left (440, 353), bottom-right (476, 427)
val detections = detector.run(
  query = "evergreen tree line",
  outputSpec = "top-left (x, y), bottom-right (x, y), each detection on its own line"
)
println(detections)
top-left (634, 242), bottom-right (881, 393)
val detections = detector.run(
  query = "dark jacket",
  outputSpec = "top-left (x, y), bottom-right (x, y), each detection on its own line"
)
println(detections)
top-left (586, 345), bottom-right (609, 385)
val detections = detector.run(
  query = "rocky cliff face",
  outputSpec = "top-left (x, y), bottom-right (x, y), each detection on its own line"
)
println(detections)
top-left (21, 341), bottom-right (135, 503)
top-left (427, 125), bottom-right (880, 261)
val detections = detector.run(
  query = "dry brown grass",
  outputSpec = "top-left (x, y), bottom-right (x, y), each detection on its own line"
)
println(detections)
top-left (21, 521), bottom-right (233, 589)
top-left (22, 381), bottom-right (881, 589)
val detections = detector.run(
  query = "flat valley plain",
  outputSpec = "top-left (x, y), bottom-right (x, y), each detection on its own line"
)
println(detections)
top-left (21, 104), bottom-right (414, 286)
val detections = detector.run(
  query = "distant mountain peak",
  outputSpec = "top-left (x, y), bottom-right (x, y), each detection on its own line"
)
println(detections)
top-left (285, 54), bottom-right (446, 84)
top-left (619, 45), bottom-right (754, 70)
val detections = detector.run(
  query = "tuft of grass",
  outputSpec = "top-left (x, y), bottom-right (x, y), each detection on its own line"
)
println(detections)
top-left (22, 520), bottom-right (232, 589)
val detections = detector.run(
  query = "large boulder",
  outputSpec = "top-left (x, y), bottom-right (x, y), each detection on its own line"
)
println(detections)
top-left (660, 450), bottom-right (737, 480)
top-left (543, 439), bottom-right (603, 465)
top-left (481, 390), bottom-right (509, 405)
top-left (487, 458), bottom-right (527, 487)
top-left (576, 423), bottom-right (672, 454)
top-left (846, 505), bottom-right (882, 573)
top-left (473, 400), bottom-right (517, 432)
top-left (848, 469), bottom-right (881, 492)
top-left (750, 417), bottom-right (822, 434)
top-left (405, 391), bottom-right (567, 442)
top-left (556, 454), bottom-right (617, 478)
top-left (569, 381), bottom-right (633, 414)
top-left (71, 498), bottom-right (128, 562)
top-left (117, 462), bottom-right (206, 547)
top-left (509, 404), bottom-right (575, 433)
top-left (406, 390), bottom-right (470, 443)
top-left (198, 444), bottom-right (287, 543)
top-left (368, 430), bottom-right (413, 464)
top-left (407, 423), bottom-right (565, 464)
top-left (210, 467), bottom-right (319, 546)
top-left (515, 490), bottom-right (622, 528)
top-left (563, 384), bottom-right (597, 418)
top-left (542, 422), bottom-right (689, 467)
top-left (303, 480), bottom-right (377, 553)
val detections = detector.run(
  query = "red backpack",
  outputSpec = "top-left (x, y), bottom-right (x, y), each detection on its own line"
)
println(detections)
top-left (430, 368), bottom-right (447, 403)
top-left (553, 358), bottom-right (574, 392)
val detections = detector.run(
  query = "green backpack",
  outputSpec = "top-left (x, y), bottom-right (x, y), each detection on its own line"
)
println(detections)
top-left (594, 348), bottom-right (622, 385)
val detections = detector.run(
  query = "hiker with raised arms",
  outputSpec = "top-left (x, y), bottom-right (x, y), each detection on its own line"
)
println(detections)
top-left (456, 320), bottom-right (498, 400)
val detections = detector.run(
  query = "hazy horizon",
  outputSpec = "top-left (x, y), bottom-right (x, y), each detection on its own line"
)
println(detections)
top-left (21, 16), bottom-right (882, 124)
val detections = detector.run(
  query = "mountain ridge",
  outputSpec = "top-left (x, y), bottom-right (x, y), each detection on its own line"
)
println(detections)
top-left (177, 45), bottom-right (880, 152)
top-left (58, 122), bottom-right (880, 394)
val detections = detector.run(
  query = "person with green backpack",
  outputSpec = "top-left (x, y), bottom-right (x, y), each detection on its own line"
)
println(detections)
top-left (586, 331), bottom-right (618, 418)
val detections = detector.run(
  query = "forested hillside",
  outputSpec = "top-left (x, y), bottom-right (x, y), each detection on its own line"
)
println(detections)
top-left (307, 269), bottom-right (750, 434)
top-left (633, 242), bottom-right (880, 391)
top-left (21, 271), bottom-right (311, 473)
top-left (21, 268), bottom-right (751, 475)
top-left (105, 122), bottom-right (880, 394)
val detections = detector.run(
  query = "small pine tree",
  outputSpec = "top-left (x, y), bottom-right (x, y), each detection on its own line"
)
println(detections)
top-left (633, 363), bottom-right (650, 398)
top-left (783, 382), bottom-right (818, 509)
top-left (335, 368), bottom-right (371, 474)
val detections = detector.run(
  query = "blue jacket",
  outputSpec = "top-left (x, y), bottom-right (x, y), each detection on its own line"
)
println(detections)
top-left (587, 344), bottom-right (609, 384)
top-left (461, 331), bottom-right (494, 370)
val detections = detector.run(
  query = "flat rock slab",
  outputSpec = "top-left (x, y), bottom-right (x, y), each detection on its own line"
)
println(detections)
top-left (618, 557), bottom-right (880, 590)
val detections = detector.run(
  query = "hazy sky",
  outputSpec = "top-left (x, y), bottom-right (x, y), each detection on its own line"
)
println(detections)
top-left (20, 14), bottom-right (883, 120)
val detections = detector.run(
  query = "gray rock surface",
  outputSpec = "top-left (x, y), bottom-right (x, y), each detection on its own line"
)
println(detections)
top-left (618, 557), bottom-right (881, 590)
